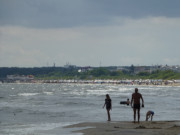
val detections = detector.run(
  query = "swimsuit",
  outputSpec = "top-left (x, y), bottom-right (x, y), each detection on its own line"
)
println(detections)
top-left (105, 99), bottom-right (111, 110)
top-left (150, 111), bottom-right (154, 115)
top-left (133, 104), bottom-right (140, 109)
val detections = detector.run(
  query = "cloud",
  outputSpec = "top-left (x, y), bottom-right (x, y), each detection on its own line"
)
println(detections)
top-left (0, 16), bottom-right (180, 67)
top-left (1, 0), bottom-right (180, 28)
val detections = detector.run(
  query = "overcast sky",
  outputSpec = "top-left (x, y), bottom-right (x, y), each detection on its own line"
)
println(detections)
top-left (0, 0), bottom-right (180, 67)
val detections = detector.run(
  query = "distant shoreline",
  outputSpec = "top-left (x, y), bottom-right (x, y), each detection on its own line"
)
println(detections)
top-left (1, 79), bottom-right (180, 86)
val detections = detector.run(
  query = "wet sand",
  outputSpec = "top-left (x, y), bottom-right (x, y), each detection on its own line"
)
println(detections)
top-left (65, 121), bottom-right (180, 135)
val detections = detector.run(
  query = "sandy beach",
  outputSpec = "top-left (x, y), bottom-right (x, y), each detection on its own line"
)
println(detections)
top-left (66, 121), bottom-right (180, 135)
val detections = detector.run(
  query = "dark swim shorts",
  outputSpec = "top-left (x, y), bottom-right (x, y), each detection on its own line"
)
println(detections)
top-left (151, 111), bottom-right (154, 115)
top-left (133, 104), bottom-right (140, 109)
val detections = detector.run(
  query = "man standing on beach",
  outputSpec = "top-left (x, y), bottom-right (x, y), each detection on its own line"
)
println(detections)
top-left (131, 88), bottom-right (144, 123)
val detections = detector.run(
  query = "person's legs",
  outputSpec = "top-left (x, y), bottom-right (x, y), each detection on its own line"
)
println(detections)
top-left (108, 110), bottom-right (111, 121)
top-left (138, 109), bottom-right (140, 123)
top-left (146, 114), bottom-right (148, 121)
top-left (107, 109), bottom-right (111, 121)
top-left (133, 108), bottom-right (136, 123)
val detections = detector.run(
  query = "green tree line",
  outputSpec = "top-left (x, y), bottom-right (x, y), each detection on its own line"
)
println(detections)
top-left (0, 67), bottom-right (180, 80)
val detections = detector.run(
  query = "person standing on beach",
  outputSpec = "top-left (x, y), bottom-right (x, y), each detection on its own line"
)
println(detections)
top-left (103, 94), bottom-right (112, 121)
top-left (131, 88), bottom-right (144, 123)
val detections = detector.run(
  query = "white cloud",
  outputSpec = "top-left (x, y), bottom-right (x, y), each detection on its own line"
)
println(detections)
top-left (0, 16), bottom-right (180, 67)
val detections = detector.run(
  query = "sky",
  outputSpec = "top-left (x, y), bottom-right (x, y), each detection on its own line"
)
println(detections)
top-left (0, 0), bottom-right (180, 67)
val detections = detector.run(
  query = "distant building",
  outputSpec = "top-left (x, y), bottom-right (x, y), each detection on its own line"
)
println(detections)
top-left (116, 65), bottom-right (180, 74)
top-left (78, 66), bottom-right (92, 72)
top-left (134, 66), bottom-right (151, 74)
top-left (160, 65), bottom-right (180, 72)
top-left (7, 75), bottom-right (34, 82)
top-left (64, 63), bottom-right (76, 69)
top-left (117, 66), bottom-right (130, 72)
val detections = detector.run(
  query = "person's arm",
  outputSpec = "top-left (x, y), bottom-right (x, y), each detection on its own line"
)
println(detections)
top-left (131, 94), bottom-right (133, 108)
top-left (103, 102), bottom-right (105, 108)
top-left (103, 100), bottom-right (106, 108)
top-left (141, 94), bottom-right (144, 107)
top-left (146, 114), bottom-right (148, 121)
top-left (146, 114), bottom-right (150, 121)
top-left (111, 100), bottom-right (112, 110)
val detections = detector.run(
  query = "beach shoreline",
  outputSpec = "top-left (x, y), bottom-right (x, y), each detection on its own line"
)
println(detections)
top-left (1, 81), bottom-right (180, 87)
top-left (65, 121), bottom-right (180, 135)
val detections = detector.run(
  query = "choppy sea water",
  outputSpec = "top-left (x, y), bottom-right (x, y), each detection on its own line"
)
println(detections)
top-left (0, 83), bottom-right (180, 135)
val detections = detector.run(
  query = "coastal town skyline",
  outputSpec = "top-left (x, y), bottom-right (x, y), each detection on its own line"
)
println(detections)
top-left (1, 0), bottom-right (180, 67)
top-left (1, 63), bottom-right (180, 68)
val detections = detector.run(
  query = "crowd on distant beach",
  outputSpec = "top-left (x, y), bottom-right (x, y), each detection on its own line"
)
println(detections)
top-left (39, 79), bottom-right (180, 86)
top-left (2, 78), bottom-right (180, 86)
top-left (103, 88), bottom-right (154, 123)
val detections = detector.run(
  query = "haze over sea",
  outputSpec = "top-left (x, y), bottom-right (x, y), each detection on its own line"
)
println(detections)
top-left (0, 83), bottom-right (180, 135)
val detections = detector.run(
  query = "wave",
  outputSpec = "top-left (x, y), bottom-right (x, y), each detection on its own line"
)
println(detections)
top-left (0, 122), bottom-right (81, 135)
top-left (18, 93), bottom-right (39, 96)
top-left (43, 92), bottom-right (53, 95)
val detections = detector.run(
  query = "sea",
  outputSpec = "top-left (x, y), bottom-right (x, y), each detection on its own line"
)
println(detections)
top-left (0, 83), bottom-right (180, 135)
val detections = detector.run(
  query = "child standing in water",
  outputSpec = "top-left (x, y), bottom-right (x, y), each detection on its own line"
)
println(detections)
top-left (103, 94), bottom-right (112, 121)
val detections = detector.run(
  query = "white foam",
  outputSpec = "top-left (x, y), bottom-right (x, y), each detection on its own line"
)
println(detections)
top-left (18, 93), bottom-right (39, 96)
top-left (1, 122), bottom-right (82, 135)
top-left (43, 92), bottom-right (53, 95)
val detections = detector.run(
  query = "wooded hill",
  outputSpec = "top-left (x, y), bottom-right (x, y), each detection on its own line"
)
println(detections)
top-left (0, 67), bottom-right (180, 80)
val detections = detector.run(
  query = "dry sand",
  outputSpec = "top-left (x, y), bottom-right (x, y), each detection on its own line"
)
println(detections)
top-left (65, 121), bottom-right (180, 135)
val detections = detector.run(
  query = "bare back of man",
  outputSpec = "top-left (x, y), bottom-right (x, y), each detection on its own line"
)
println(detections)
top-left (131, 88), bottom-right (144, 123)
